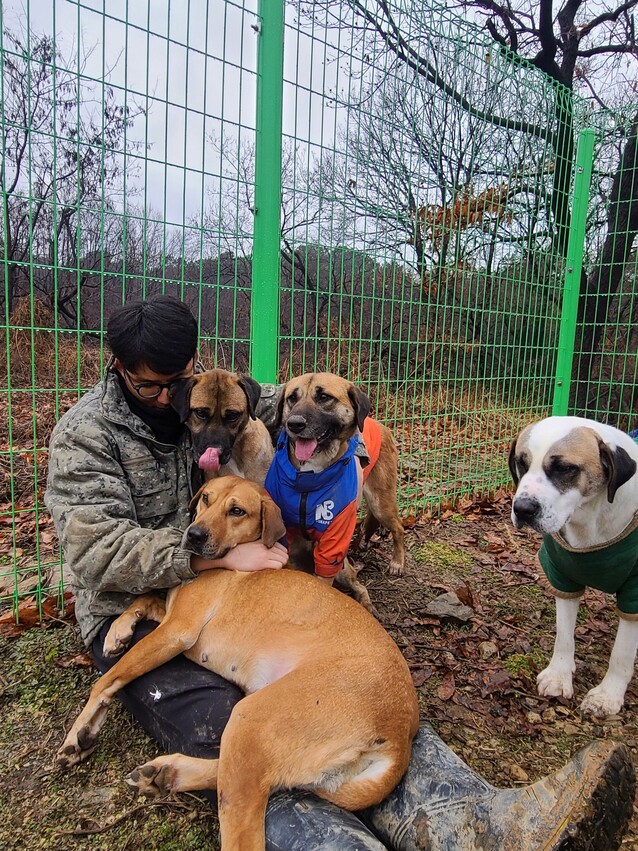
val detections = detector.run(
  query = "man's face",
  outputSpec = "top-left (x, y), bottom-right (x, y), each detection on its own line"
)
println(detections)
top-left (115, 357), bottom-right (196, 410)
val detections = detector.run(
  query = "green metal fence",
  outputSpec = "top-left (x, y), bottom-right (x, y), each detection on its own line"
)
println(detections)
top-left (1, 0), bottom-right (636, 615)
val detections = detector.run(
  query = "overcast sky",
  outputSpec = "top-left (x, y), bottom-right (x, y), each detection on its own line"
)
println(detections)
top-left (1, 0), bottom-right (346, 229)
top-left (3, 0), bottom-right (258, 226)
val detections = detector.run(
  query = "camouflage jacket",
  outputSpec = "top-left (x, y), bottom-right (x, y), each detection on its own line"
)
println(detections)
top-left (44, 369), bottom-right (283, 647)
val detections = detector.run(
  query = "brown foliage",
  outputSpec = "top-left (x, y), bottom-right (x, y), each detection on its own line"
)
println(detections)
top-left (0, 297), bottom-right (103, 389)
top-left (419, 183), bottom-right (512, 250)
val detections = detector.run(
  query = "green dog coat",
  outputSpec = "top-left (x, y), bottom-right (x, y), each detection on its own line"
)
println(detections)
top-left (539, 522), bottom-right (638, 616)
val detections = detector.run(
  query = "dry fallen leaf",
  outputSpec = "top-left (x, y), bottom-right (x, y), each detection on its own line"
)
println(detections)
top-left (437, 672), bottom-right (456, 701)
top-left (55, 652), bottom-right (94, 669)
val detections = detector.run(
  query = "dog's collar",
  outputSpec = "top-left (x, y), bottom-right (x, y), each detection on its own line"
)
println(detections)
top-left (551, 509), bottom-right (638, 553)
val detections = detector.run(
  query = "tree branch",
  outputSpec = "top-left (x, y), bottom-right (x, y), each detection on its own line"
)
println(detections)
top-left (577, 43), bottom-right (638, 57)
top-left (579, 0), bottom-right (638, 36)
top-left (346, 0), bottom-right (550, 140)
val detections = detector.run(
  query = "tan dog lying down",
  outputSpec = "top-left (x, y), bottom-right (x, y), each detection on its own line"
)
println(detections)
top-left (57, 476), bottom-right (419, 851)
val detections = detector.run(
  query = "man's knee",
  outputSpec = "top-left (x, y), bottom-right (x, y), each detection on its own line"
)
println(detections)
top-left (91, 617), bottom-right (243, 758)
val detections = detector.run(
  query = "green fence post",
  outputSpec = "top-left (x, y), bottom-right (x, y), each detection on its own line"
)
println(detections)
top-left (250, 0), bottom-right (284, 383)
top-left (552, 128), bottom-right (596, 416)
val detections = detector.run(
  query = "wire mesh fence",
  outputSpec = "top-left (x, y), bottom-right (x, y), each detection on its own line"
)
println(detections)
top-left (279, 1), bottom-right (588, 508)
top-left (571, 105), bottom-right (638, 427)
top-left (0, 0), bottom-right (636, 615)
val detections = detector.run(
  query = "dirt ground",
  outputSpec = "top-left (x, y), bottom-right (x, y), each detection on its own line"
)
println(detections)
top-left (2, 493), bottom-right (638, 850)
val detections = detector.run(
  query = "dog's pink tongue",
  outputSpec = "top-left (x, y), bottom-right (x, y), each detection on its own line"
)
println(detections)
top-left (294, 437), bottom-right (318, 462)
top-left (199, 447), bottom-right (221, 471)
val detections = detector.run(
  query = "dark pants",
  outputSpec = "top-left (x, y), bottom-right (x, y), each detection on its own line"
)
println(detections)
top-left (92, 618), bottom-right (389, 850)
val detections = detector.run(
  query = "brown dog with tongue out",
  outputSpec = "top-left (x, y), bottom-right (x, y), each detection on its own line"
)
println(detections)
top-left (264, 372), bottom-right (405, 610)
top-left (170, 369), bottom-right (274, 487)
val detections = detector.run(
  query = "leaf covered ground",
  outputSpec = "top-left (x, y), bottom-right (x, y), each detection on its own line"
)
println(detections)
top-left (2, 495), bottom-right (638, 849)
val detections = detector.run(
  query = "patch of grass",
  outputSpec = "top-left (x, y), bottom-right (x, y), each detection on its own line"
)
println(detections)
top-left (502, 650), bottom-right (545, 678)
top-left (488, 580), bottom-right (547, 608)
top-left (411, 541), bottom-right (475, 571)
top-left (576, 606), bottom-right (590, 624)
top-left (0, 625), bottom-right (221, 851)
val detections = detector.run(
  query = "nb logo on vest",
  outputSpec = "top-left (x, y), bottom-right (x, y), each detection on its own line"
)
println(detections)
top-left (315, 500), bottom-right (334, 523)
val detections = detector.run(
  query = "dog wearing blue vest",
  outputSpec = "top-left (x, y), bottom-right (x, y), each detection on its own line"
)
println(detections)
top-left (266, 372), bottom-right (405, 612)
top-left (509, 416), bottom-right (638, 716)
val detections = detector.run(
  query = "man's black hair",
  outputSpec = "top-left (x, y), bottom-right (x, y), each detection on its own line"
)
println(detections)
top-left (107, 295), bottom-right (198, 374)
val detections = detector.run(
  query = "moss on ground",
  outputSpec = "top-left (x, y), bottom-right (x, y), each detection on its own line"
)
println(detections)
top-left (0, 625), bottom-right (220, 850)
top-left (411, 541), bottom-right (475, 572)
top-left (502, 650), bottom-right (546, 679)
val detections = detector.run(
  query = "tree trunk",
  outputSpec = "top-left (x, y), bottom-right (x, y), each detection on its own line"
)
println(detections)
top-left (573, 114), bottom-right (638, 414)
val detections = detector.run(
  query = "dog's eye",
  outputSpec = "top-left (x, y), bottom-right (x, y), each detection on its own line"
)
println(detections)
top-left (224, 410), bottom-right (241, 423)
top-left (317, 391), bottom-right (333, 403)
top-left (517, 458), bottom-right (529, 476)
top-left (193, 408), bottom-right (208, 421)
top-left (201, 493), bottom-right (209, 506)
top-left (555, 462), bottom-right (580, 476)
top-left (229, 506), bottom-right (246, 517)
top-left (286, 391), bottom-right (298, 406)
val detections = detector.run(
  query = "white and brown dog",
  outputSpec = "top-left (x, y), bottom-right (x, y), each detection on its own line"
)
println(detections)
top-left (509, 416), bottom-right (638, 716)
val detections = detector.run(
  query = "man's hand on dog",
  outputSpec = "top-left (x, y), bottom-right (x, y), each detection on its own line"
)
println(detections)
top-left (191, 541), bottom-right (288, 573)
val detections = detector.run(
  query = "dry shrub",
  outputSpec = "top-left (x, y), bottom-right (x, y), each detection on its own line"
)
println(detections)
top-left (1, 298), bottom-right (103, 508)
top-left (278, 321), bottom-right (369, 385)
top-left (0, 391), bottom-right (78, 506)
top-left (0, 297), bottom-right (56, 387)
top-left (0, 297), bottom-right (103, 390)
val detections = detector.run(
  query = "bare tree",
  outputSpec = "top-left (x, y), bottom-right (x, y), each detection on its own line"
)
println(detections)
top-left (459, 1), bottom-right (637, 99)
top-left (333, 67), bottom-right (555, 283)
top-left (0, 26), bottom-right (142, 322)
top-left (454, 1), bottom-right (638, 412)
top-left (196, 134), bottom-right (346, 321)
top-left (300, 1), bottom-right (575, 255)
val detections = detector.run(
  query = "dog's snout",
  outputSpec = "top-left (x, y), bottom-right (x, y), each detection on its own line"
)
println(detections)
top-left (513, 497), bottom-right (541, 524)
top-left (185, 524), bottom-right (208, 549)
top-left (286, 415), bottom-right (307, 434)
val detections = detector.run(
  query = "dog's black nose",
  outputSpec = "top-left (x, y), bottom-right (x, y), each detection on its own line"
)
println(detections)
top-left (513, 497), bottom-right (541, 523)
top-left (286, 415), bottom-right (307, 434)
top-left (185, 525), bottom-right (208, 548)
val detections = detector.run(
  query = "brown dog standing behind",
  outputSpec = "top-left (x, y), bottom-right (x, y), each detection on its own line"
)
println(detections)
top-left (266, 372), bottom-right (405, 610)
top-left (57, 477), bottom-right (419, 851)
top-left (171, 369), bottom-right (274, 486)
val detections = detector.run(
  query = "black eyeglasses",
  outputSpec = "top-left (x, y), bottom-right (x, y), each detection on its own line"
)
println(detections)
top-left (124, 369), bottom-right (183, 399)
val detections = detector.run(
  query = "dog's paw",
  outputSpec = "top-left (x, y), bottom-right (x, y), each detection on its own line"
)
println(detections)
top-left (102, 618), bottom-right (136, 657)
top-left (351, 583), bottom-right (377, 615)
top-left (537, 666), bottom-right (574, 699)
top-left (388, 558), bottom-right (404, 577)
top-left (126, 759), bottom-right (177, 797)
top-left (102, 634), bottom-right (131, 658)
top-left (580, 685), bottom-right (625, 718)
top-left (56, 726), bottom-right (97, 770)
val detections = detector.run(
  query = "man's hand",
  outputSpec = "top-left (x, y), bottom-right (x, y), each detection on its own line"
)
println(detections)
top-left (191, 541), bottom-right (288, 574)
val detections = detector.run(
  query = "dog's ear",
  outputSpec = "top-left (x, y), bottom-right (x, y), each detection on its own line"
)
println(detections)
top-left (508, 438), bottom-right (520, 485)
top-left (170, 377), bottom-right (196, 422)
top-left (260, 495), bottom-right (287, 549)
top-left (599, 442), bottom-right (637, 503)
top-left (273, 384), bottom-right (287, 429)
top-left (188, 482), bottom-right (208, 515)
top-left (348, 384), bottom-right (372, 432)
top-left (238, 375), bottom-right (261, 420)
